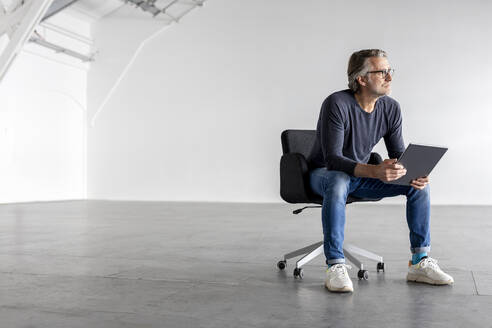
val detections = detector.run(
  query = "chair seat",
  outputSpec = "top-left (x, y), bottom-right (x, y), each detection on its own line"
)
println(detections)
top-left (309, 194), bottom-right (381, 205)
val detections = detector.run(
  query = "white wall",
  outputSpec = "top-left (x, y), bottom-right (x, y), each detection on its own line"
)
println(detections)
top-left (0, 13), bottom-right (89, 203)
top-left (87, 0), bottom-right (492, 205)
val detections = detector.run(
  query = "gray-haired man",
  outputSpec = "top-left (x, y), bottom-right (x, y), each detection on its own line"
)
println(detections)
top-left (307, 49), bottom-right (453, 292)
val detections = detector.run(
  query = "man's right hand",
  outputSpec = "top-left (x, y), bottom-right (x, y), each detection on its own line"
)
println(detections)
top-left (372, 159), bottom-right (407, 182)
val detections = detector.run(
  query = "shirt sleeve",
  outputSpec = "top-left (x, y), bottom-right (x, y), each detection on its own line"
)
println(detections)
top-left (319, 97), bottom-right (358, 176)
top-left (383, 102), bottom-right (406, 159)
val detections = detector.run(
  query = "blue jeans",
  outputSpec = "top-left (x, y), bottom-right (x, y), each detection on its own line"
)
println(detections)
top-left (309, 168), bottom-right (431, 265)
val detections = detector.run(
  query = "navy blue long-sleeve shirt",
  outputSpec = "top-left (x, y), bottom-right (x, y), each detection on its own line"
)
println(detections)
top-left (307, 89), bottom-right (406, 176)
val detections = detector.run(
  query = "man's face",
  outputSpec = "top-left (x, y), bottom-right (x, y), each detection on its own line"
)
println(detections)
top-left (360, 56), bottom-right (393, 96)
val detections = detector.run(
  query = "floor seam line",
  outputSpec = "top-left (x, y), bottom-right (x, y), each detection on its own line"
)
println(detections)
top-left (470, 270), bottom-right (480, 296)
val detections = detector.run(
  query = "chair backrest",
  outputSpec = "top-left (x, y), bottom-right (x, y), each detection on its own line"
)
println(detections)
top-left (280, 129), bottom-right (321, 204)
top-left (281, 130), bottom-right (316, 157)
top-left (280, 128), bottom-right (383, 205)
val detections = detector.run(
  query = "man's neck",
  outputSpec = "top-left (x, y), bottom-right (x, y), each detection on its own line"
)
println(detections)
top-left (354, 91), bottom-right (380, 113)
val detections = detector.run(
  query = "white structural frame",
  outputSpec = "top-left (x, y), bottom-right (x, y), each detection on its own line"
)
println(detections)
top-left (124, 0), bottom-right (204, 21)
top-left (29, 34), bottom-right (94, 62)
top-left (0, 0), bottom-right (54, 82)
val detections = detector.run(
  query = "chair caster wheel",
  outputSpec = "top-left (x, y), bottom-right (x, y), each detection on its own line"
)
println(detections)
top-left (358, 269), bottom-right (369, 280)
top-left (277, 260), bottom-right (286, 270)
top-left (293, 267), bottom-right (304, 279)
top-left (377, 262), bottom-right (385, 272)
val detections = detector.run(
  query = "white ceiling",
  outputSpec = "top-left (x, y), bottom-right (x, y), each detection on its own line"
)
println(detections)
top-left (68, 0), bottom-right (124, 20)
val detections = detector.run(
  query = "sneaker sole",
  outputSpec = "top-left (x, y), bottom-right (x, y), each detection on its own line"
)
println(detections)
top-left (406, 273), bottom-right (454, 285)
top-left (325, 284), bottom-right (354, 293)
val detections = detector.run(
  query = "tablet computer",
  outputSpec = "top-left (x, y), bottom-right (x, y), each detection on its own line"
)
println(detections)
top-left (386, 143), bottom-right (448, 186)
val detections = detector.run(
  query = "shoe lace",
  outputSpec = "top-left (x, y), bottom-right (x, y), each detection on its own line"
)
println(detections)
top-left (331, 264), bottom-right (352, 276)
top-left (420, 257), bottom-right (440, 271)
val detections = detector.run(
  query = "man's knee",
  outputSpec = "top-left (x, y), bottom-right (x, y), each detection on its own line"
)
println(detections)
top-left (321, 171), bottom-right (351, 198)
top-left (407, 183), bottom-right (430, 198)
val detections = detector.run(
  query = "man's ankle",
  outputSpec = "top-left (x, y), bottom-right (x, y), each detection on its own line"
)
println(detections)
top-left (411, 252), bottom-right (428, 265)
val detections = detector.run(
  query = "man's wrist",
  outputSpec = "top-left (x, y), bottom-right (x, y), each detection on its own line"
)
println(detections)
top-left (354, 163), bottom-right (376, 178)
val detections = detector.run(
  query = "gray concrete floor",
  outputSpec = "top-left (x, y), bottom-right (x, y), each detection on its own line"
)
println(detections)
top-left (0, 200), bottom-right (491, 327)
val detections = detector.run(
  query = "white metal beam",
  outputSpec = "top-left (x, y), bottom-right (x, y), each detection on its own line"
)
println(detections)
top-left (0, 0), bottom-right (54, 83)
top-left (29, 35), bottom-right (94, 62)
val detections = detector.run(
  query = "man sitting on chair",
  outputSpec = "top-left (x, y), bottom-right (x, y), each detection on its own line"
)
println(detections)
top-left (307, 49), bottom-right (453, 293)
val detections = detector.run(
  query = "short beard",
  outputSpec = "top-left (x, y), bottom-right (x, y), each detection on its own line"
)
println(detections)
top-left (369, 85), bottom-right (390, 97)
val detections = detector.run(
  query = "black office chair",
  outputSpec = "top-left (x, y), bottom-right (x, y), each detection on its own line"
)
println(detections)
top-left (277, 129), bottom-right (386, 280)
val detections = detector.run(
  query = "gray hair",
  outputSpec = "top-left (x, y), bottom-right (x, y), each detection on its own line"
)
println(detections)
top-left (347, 49), bottom-right (387, 93)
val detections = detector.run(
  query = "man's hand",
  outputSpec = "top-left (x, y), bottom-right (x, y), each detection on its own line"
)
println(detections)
top-left (372, 158), bottom-right (407, 182)
top-left (410, 176), bottom-right (429, 190)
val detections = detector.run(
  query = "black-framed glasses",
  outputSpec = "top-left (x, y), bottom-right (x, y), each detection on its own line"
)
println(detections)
top-left (367, 68), bottom-right (395, 79)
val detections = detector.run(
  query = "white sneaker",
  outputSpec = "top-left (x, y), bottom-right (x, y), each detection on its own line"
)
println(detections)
top-left (407, 257), bottom-right (454, 285)
top-left (325, 264), bottom-right (354, 292)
